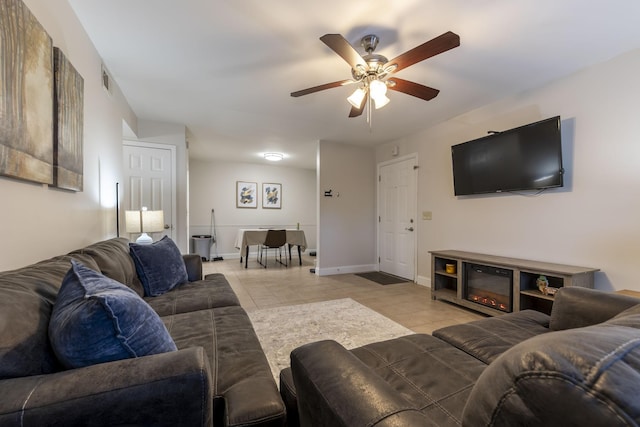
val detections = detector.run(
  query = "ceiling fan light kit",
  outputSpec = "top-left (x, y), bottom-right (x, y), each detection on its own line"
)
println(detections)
top-left (291, 31), bottom-right (460, 123)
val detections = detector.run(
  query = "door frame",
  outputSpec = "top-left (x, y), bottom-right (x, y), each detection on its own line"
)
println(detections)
top-left (376, 153), bottom-right (418, 280)
top-left (122, 140), bottom-right (177, 241)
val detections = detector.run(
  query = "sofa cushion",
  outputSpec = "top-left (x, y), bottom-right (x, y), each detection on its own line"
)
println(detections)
top-left (162, 305), bottom-right (285, 426)
top-left (462, 324), bottom-right (640, 426)
top-left (433, 309), bottom-right (550, 364)
top-left (130, 236), bottom-right (188, 297)
top-left (349, 334), bottom-right (487, 426)
top-left (49, 260), bottom-right (177, 369)
top-left (145, 276), bottom-right (241, 316)
top-left (71, 237), bottom-right (145, 297)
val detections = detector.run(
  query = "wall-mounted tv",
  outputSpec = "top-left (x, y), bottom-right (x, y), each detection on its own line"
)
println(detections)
top-left (451, 116), bottom-right (564, 196)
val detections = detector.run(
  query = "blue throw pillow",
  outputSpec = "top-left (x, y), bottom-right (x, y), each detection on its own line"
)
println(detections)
top-left (129, 236), bottom-right (189, 297)
top-left (49, 260), bottom-right (177, 369)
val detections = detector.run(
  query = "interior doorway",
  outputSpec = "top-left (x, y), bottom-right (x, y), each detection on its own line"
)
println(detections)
top-left (122, 141), bottom-right (176, 241)
top-left (377, 154), bottom-right (418, 280)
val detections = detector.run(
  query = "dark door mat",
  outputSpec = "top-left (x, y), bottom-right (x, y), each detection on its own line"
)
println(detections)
top-left (355, 271), bottom-right (411, 285)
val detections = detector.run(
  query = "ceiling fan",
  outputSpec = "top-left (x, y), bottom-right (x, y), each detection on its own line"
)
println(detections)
top-left (291, 31), bottom-right (460, 118)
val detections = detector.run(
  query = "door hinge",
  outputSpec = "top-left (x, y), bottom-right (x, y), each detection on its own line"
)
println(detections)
top-left (378, 175), bottom-right (381, 182)
top-left (378, 216), bottom-right (381, 222)
top-left (413, 165), bottom-right (419, 170)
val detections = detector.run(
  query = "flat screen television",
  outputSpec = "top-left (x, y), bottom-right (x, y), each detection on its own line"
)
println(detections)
top-left (451, 116), bottom-right (564, 196)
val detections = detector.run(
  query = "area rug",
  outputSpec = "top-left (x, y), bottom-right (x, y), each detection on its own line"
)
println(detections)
top-left (248, 298), bottom-right (413, 382)
top-left (355, 271), bottom-right (411, 285)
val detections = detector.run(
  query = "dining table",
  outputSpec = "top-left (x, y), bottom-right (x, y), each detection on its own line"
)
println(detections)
top-left (234, 229), bottom-right (307, 268)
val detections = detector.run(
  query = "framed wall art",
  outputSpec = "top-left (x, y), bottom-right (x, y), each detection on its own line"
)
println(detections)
top-left (236, 181), bottom-right (257, 208)
top-left (53, 47), bottom-right (84, 191)
top-left (0, 0), bottom-right (54, 185)
top-left (262, 183), bottom-right (281, 209)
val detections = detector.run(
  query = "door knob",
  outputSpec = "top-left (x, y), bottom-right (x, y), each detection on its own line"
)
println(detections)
top-left (405, 227), bottom-right (414, 231)
top-left (164, 224), bottom-right (170, 230)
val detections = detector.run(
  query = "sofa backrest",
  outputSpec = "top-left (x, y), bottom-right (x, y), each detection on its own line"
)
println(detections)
top-left (462, 304), bottom-right (640, 426)
top-left (70, 238), bottom-right (144, 297)
top-left (0, 238), bottom-right (144, 380)
top-left (549, 287), bottom-right (640, 331)
top-left (0, 254), bottom-right (100, 379)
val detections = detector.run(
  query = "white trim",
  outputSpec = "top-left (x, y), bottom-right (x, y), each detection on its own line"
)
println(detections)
top-left (416, 275), bottom-right (431, 288)
top-left (316, 264), bottom-right (378, 276)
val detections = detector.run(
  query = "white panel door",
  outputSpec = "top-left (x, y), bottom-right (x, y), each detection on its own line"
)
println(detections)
top-left (378, 156), bottom-right (417, 280)
top-left (122, 143), bottom-right (175, 241)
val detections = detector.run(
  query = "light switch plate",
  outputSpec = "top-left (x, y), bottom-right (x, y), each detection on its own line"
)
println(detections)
top-left (422, 211), bottom-right (432, 220)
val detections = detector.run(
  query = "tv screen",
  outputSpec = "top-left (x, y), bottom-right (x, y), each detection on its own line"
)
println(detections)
top-left (451, 116), bottom-right (563, 196)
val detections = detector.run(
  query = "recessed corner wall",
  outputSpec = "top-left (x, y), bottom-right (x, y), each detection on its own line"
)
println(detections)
top-left (188, 159), bottom-right (317, 260)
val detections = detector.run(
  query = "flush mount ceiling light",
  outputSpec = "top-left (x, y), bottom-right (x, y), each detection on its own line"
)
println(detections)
top-left (264, 152), bottom-right (284, 161)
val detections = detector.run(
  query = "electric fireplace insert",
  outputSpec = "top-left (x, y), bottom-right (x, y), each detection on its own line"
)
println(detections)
top-left (464, 263), bottom-right (513, 312)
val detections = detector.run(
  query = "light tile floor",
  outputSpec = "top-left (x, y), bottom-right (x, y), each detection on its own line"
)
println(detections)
top-left (202, 253), bottom-right (486, 333)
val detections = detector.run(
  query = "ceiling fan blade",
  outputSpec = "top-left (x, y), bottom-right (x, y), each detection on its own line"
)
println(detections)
top-left (387, 78), bottom-right (440, 101)
top-left (320, 34), bottom-right (369, 71)
top-left (291, 79), bottom-right (354, 97)
top-left (348, 91), bottom-right (368, 118)
top-left (384, 31), bottom-right (460, 74)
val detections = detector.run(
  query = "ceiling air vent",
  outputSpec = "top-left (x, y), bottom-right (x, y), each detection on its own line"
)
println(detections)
top-left (101, 64), bottom-right (112, 95)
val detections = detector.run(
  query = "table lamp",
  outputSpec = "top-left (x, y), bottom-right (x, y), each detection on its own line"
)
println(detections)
top-left (125, 207), bottom-right (165, 244)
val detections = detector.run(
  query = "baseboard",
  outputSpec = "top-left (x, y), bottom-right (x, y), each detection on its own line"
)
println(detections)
top-left (315, 264), bottom-right (377, 276)
top-left (416, 275), bottom-right (431, 288)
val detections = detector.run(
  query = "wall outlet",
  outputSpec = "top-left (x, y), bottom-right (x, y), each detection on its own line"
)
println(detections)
top-left (422, 211), bottom-right (432, 220)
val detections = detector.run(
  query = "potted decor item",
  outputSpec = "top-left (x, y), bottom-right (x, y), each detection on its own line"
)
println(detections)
top-left (536, 275), bottom-right (549, 294)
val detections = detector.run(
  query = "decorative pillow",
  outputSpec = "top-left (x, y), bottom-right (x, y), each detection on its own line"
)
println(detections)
top-left (49, 260), bottom-right (177, 369)
top-left (129, 236), bottom-right (189, 297)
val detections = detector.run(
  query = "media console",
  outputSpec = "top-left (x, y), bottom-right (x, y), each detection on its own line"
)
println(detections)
top-left (430, 250), bottom-right (599, 316)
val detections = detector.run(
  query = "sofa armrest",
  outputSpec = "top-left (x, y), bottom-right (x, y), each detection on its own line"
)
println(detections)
top-left (0, 347), bottom-right (212, 427)
top-left (290, 340), bottom-right (437, 427)
top-left (183, 254), bottom-right (203, 282)
top-left (550, 287), bottom-right (640, 331)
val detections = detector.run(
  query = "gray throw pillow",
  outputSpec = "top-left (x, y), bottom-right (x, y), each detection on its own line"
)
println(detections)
top-left (49, 260), bottom-right (177, 369)
top-left (129, 236), bottom-right (188, 297)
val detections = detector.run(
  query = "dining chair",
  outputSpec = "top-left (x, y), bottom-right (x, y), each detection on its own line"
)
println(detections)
top-left (258, 229), bottom-right (287, 268)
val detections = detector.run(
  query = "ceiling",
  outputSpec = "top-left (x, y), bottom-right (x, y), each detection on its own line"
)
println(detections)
top-left (68, 0), bottom-right (640, 170)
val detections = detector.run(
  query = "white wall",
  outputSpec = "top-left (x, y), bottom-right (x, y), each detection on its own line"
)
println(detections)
top-left (0, 0), bottom-right (136, 271)
top-left (376, 49), bottom-right (640, 292)
top-left (317, 141), bottom-right (377, 275)
top-left (189, 159), bottom-right (317, 259)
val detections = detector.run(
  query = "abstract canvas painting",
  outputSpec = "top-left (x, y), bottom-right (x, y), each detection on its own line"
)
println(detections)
top-left (236, 181), bottom-right (257, 208)
top-left (0, 0), bottom-right (54, 184)
top-left (262, 183), bottom-right (281, 209)
top-left (53, 47), bottom-right (84, 191)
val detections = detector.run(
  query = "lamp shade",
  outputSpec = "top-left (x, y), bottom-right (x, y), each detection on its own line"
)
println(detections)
top-left (347, 87), bottom-right (366, 108)
top-left (141, 210), bottom-right (165, 233)
top-left (125, 209), bottom-right (165, 245)
top-left (125, 210), bottom-right (141, 233)
top-left (369, 79), bottom-right (387, 99)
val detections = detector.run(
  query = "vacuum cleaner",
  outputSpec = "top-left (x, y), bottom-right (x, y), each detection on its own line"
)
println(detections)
top-left (210, 209), bottom-right (224, 261)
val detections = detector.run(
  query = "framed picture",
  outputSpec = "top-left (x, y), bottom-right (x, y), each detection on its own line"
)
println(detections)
top-left (262, 183), bottom-right (281, 209)
top-left (236, 181), bottom-right (257, 208)
top-left (53, 47), bottom-right (84, 191)
top-left (0, 0), bottom-right (54, 185)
